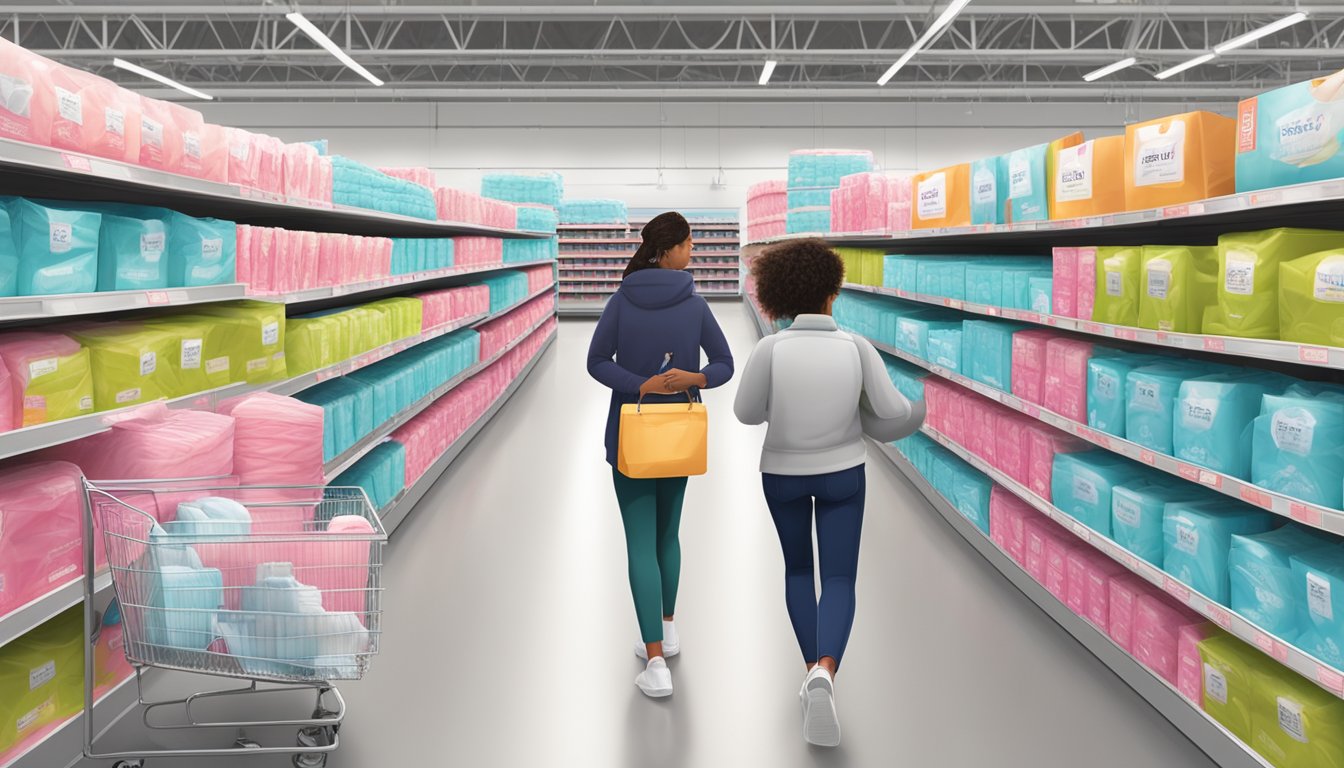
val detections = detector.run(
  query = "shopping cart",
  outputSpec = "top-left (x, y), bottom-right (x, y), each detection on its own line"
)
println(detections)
top-left (80, 479), bottom-right (387, 768)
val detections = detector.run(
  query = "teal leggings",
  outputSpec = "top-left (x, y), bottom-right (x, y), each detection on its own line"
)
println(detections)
top-left (612, 468), bottom-right (688, 643)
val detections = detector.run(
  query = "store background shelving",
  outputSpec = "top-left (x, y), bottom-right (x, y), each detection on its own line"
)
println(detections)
top-left (558, 208), bottom-right (741, 316)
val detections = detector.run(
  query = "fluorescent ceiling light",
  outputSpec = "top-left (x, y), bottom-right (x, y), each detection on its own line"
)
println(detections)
top-left (759, 60), bottom-right (777, 85)
top-left (287, 11), bottom-right (384, 86)
top-left (878, 0), bottom-right (973, 86)
top-left (1155, 52), bottom-right (1216, 80)
top-left (1082, 57), bottom-right (1137, 82)
top-left (1214, 12), bottom-right (1309, 54)
top-left (113, 58), bottom-right (213, 100)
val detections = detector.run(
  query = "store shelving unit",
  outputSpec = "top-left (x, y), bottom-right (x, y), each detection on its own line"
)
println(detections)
top-left (0, 284), bottom-right (248, 323)
top-left (258, 258), bottom-right (557, 307)
top-left (0, 674), bottom-right (138, 768)
top-left (557, 213), bottom-right (741, 316)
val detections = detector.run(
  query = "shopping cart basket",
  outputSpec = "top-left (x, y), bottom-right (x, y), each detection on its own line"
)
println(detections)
top-left (80, 479), bottom-right (387, 768)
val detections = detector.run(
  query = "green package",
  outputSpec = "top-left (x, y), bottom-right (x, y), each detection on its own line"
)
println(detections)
top-left (181, 301), bottom-right (287, 384)
top-left (1248, 655), bottom-right (1344, 767)
top-left (369, 297), bottom-right (423, 341)
top-left (0, 606), bottom-right (83, 754)
top-left (1279, 248), bottom-right (1344, 346)
top-left (1138, 245), bottom-right (1218, 333)
top-left (70, 322), bottom-right (183, 411)
top-left (285, 316), bottom-right (339, 376)
top-left (0, 336), bottom-right (96, 427)
top-left (1205, 228), bottom-right (1344, 339)
top-left (1092, 246), bottom-right (1143, 325)
top-left (1197, 633), bottom-right (1267, 743)
top-left (142, 316), bottom-right (234, 396)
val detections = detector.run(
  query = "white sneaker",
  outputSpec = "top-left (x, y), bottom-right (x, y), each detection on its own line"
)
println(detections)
top-left (801, 666), bottom-right (840, 747)
top-left (636, 657), bottom-right (673, 698)
top-left (634, 621), bottom-right (680, 660)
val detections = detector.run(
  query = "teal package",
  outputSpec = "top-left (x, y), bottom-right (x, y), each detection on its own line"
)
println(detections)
top-left (894, 313), bottom-right (960, 360)
top-left (1003, 143), bottom-right (1050, 223)
top-left (1051, 450), bottom-right (1151, 537)
top-left (97, 212), bottom-right (170, 291)
top-left (333, 441), bottom-right (407, 511)
top-left (1162, 499), bottom-right (1275, 606)
top-left (8, 198), bottom-right (100, 296)
top-left (1290, 548), bottom-right (1344, 666)
top-left (1231, 525), bottom-right (1339, 641)
top-left (1252, 384), bottom-right (1344, 508)
top-left (1173, 371), bottom-right (1295, 480)
top-left (1029, 276), bottom-right (1053, 314)
top-left (1111, 479), bottom-right (1211, 566)
top-left (0, 205), bottom-right (16, 296)
top-left (970, 156), bottom-right (1005, 225)
top-left (165, 212), bottom-right (237, 287)
top-left (1088, 352), bottom-right (1168, 437)
top-left (1126, 362), bottom-right (1208, 454)
top-left (927, 327), bottom-right (962, 372)
top-left (1235, 71), bottom-right (1344, 194)
top-left (963, 320), bottom-right (1026, 391)
top-left (950, 464), bottom-right (993, 535)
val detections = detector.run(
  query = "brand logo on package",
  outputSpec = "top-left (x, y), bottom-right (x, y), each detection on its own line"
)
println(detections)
top-left (1315, 257), bottom-right (1344, 303)
top-left (917, 172), bottom-right (947, 220)
top-left (1238, 99), bottom-right (1259, 153)
top-left (49, 222), bottom-right (73, 254)
top-left (1056, 142), bottom-right (1095, 203)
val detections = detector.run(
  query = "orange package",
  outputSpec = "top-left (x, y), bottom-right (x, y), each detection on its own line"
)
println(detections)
top-left (911, 163), bottom-right (971, 229)
top-left (1124, 111), bottom-right (1236, 211)
top-left (1052, 135), bottom-right (1126, 220)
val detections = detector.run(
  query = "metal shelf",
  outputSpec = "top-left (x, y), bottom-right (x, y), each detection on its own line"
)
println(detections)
top-left (871, 440), bottom-right (1272, 768)
top-left (380, 331), bottom-right (554, 534)
top-left (911, 422), bottom-right (1344, 701)
top-left (0, 283), bottom-right (247, 323)
top-left (863, 334), bottom-right (1344, 536)
top-left (1, 672), bottom-right (139, 768)
top-left (558, 237), bottom-right (739, 246)
top-left (842, 283), bottom-right (1344, 371)
top-left (0, 137), bottom-right (550, 240)
top-left (0, 572), bottom-right (112, 651)
top-left (745, 295), bottom-right (773, 339)
top-left (323, 313), bottom-right (555, 480)
top-left (746, 178), bottom-right (1344, 252)
top-left (560, 263), bottom-right (736, 271)
top-left (256, 259), bottom-right (556, 306)
top-left (0, 283), bottom-right (556, 462)
top-left (560, 276), bottom-right (736, 284)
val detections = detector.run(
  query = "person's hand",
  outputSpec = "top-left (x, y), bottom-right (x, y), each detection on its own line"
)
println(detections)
top-left (662, 368), bottom-right (708, 392)
top-left (640, 374), bottom-right (672, 397)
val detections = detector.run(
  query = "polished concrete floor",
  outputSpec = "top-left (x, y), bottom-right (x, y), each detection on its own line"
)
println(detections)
top-left (83, 303), bottom-right (1219, 768)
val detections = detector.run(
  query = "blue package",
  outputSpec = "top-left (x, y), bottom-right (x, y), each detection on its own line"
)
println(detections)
top-left (1252, 385), bottom-right (1344, 509)
top-left (8, 198), bottom-right (100, 296)
top-left (1126, 362), bottom-right (1200, 454)
top-left (1003, 143), bottom-right (1050, 223)
top-left (970, 156), bottom-right (1005, 226)
top-left (0, 205), bottom-right (16, 296)
top-left (1174, 372), bottom-right (1295, 480)
top-left (1290, 548), bottom-right (1344, 666)
top-left (1163, 499), bottom-right (1275, 605)
top-left (1029, 276), bottom-right (1053, 314)
top-left (894, 312), bottom-right (959, 360)
top-left (165, 212), bottom-right (236, 287)
top-left (1088, 352), bottom-right (1168, 438)
top-left (1051, 451), bottom-right (1151, 537)
top-left (963, 320), bottom-right (1026, 391)
top-left (950, 463), bottom-right (993, 535)
top-left (96, 212), bottom-right (169, 291)
top-left (926, 327), bottom-right (963, 372)
top-left (1111, 478), bottom-right (1211, 566)
top-left (1231, 525), bottom-right (1338, 640)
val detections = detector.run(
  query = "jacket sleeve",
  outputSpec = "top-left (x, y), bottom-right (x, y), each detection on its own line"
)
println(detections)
top-left (586, 298), bottom-right (646, 395)
top-left (697, 301), bottom-right (735, 389)
top-left (855, 335), bottom-right (926, 442)
top-left (733, 336), bottom-right (773, 426)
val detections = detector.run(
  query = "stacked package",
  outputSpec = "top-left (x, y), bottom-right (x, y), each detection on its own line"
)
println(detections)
top-left (415, 284), bottom-right (492, 330)
top-left (476, 293), bottom-right (557, 360)
top-left (558, 199), bottom-right (628, 226)
top-left (830, 173), bottom-right (909, 234)
top-left (237, 226), bottom-right (393, 295)
top-left (786, 150), bottom-right (874, 234)
top-left (453, 237), bottom-right (504, 268)
top-left (502, 237), bottom-right (559, 265)
top-left (516, 206), bottom-right (560, 234)
top-left (389, 238), bottom-right (454, 276)
top-left (331, 156), bottom-right (437, 220)
top-left (281, 142), bottom-right (334, 205)
top-left (481, 172), bottom-right (564, 207)
top-left (376, 167), bottom-right (436, 190)
top-left (285, 297), bottom-right (424, 376)
top-left (434, 188), bottom-right (518, 229)
top-left (746, 180), bottom-right (788, 241)
top-left (482, 172), bottom-right (561, 267)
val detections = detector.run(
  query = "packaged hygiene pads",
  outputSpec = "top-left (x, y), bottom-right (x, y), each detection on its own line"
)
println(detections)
top-left (1002, 133), bottom-right (1084, 223)
top-left (1126, 362), bottom-right (1197, 454)
top-left (1111, 478), bottom-right (1210, 566)
top-left (0, 206), bottom-right (15, 297)
top-left (1107, 573), bottom-right (1148, 653)
top-left (1235, 68), bottom-right (1344, 194)
top-left (950, 464), bottom-right (993, 535)
top-left (911, 164), bottom-right (971, 229)
top-left (181, 301), bottom-right (287, 385)
top-left (69, 322), bottom-right (181, 410)
top-left (1084, 558), bottom-right (1128, 629)
top-left (94, 210), bottom-right (168, 291)
top-left (1087, 351), bottom-right (1165, 438)
top-left (1198, 633), bottom-right (1261, 742)
top-left (1230, 525), bottom-right (1338, 641)
top-left (970, 156), bottom-right (1004, 226)
top-left (1252, 385), bottom-right (1344, 508)
top-left (1206, 228), bottom-right (1344, 339)
top-left (1052, 247), bottom-right (1078, 318)
top-left (165, 212), bottom-right (236, 287)
top-left (0, 607), bottom-right (83, 756)
top-left (141, 316), bottom-right (233, 396)
top-left (926, 327), bottom-right (962, 372)
top-left (1248, 654), bottom-right (1344, 768)
top-left (1092, 245), bottom-right (1143, 325)
top-left (1010, 329), bottom-right (1054, 405)
top-left (1029, 277), bottom-right (1053, 314)
top-left (1291, 548), bottom-right (1344, 666)
top-left (1051, 451), bottom-right (1151, 536)
top-left (1162, 498), bottom-right (1274, 605)
top-left (894, 311), bottom-right (960, 360)
top-left (1124, 111), bottom-right (1236, 211)
top-left (0, 462), bottom-right (84, 619)
top-left (1052, 135), bottom-right (1126, 220)
top-left (7, 198), bottom-right (99, 296)
top-left (1134, 593), bottom-right (1203, 685)
top-left (0, 38), bottom-right (54, 147)
top-left (1177, 623), bottom-right (1217, 703)
top-left (1028, 426), bottom-right (1088, 501)
top-left (1279, 248), bottom-right (1344, 345)
top-left (0, 331), bottom-right (93, 427)
top-left (1042, 337), bottom-right (1094, 423)
top-left (963, 320), bottom-right (1026, 391)
top-left (1138, 245), bottom-right (1219, 333)
top-left (1076, 247), bottom-right (1098, 320)
top-left (1173, 371), bottom-right (1294, 480)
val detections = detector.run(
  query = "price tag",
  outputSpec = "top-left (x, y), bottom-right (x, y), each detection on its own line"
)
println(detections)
top-left (1122, 553), bottom-right (1140, 571)
top-left (1084, 322), bottom-right (1104, 334)
top-left (61, 153), bottom-right (92, 172)
top-left (1139, 450), bottom-right (1157, 465)
top-left (1207, 605), bottom-right (1233, 630)
top-left (1203, 337), bottom-right (1227, 352)
top-left (1255, 632), bottom-right (1275, 655)
top-left (1155, 331), bottom-right (1169, 342)
top-left (1164, 577), bottom-right (1192, 603)
top-left (1024, 404), bottom-right (1041, 419)
top-left (1086, 217), bottom-right (1106, 228)
top-left (1239, 486), bottom-right (1272, 508)
top-left (1116, 328), bottom-right (1138, 341)
top-left (985, 306), bottom-right (999, 316)
top-left (1273, 641), bottom-right (1290, 663)
top-left (1188, 203), bottom-right (1206, 215)
top-left (1178, 464), bottom-right (1201, 482)
top-left (1290, 502), bottom-right (1324, 527)
top-left (945, 299), bottom-right (963, 310)
top-left (1044, 315), bottom-right (1058, 326)
top-left (1198, 470), bottom-right (1222, 489)
top-left (146, 291), bottom-right (169, 306)
top-left (1300, 346), bottom-right (1330, 364)
top-left (1250, 190), bottom-right (1282, 207)
top-left (1317, 665), bottom-right (1344, 695)
top-left (1095, 434), bottom-right (1112, 450)
top-left (1071, 522), bottom-right (1092, 542)
top-left (1163, 205), bottom-right (1191, 218)
top-left (316, 369), bottom-right (338, 383)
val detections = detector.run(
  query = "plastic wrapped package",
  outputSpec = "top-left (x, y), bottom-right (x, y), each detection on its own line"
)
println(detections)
top-left (1024, 517), bottom-right (1069, 585)
top-left (1173, 371), bottom-right (1294, 479)
top-left (990, 485), bottom-right (1035, 564)
top-left (925, 327), bottom-right (962, 372)
top-left (894, 312), bottom-right (959, 360)
top-left (1052, 247), bottom-right (1078, 318)
top-left (949, 464), bottom-right (993, 535)
top-left (1279, 248), bottom-right (1344, 345)
top-left (44, 402), bottom-right (234, 480)
top-left (1124, 111), bottom-right (1236, 210)
top-left (0, 462), bottom-right (84, 619)
top-left (1065, 547), bottom-right (1106, 617)
top-left (1197, 633), bottom-right (1260, 742)
top-left (1230, 525), bottom-right (1337, 640)
top-left (1029, 277), bottom-right (1053, 314)
top-left (1134, 593), bottom-right (1203, 685)
top-left (1027, 425), bottom-right (1088, 501)
top-left (164, 211), bottom-right (236, 287)
top-left (1011, 329), bottom-right (1055, 405)
top-left (1206, 228), bottom-right (1344, 340)
top-left (1042, 337), bottom-right (1095, 423)
top-left (963, 320), bottom-right (1025, 391)
top-left (1235, 69), bottom-right (1344, 193)
top-left (1003, 134), bottom-right (1084, 223)
top-left (1252, 386), bottom-right (1344, 509)
top-left (1111, 478), bottom-right (1210, 566)
top-left (1051, 451), bottom-right (1151, 536)
top-left (1084, 557), bottom-right (1129, 629)
top-left (911, 164), bottom-right (971, 229)
top-left (1126, 362), bottom-right (1199, 455)
top-left (970, 156), bottom-right (1004, 226)
top-left (45, 64), bottom-right (92, 153)
top-left (331, 441), bottom-right (406, 511)
top-left (1163, 498), bottom-right (1275, 605)
top-left (994, 411), bottom-right (1032, 485)
top-left (0, 205), bottom-right (16, 297)
top-left (1137, 245), bottom-right (1218, 333)
top-left (180, 301), bottom-right (287, 385)
top-left (1107, 573), bottom-right (1150, 654)
top-left (1052, 135), bottom-right (1126, 220)
top-left (140, 316), bottom-right (233, 397)
top-left (295, 377), bottom-right (375, 462)
top-left (94, 210), bottom-right (168, 291)
top-left (217, 392), bottom-right (324, 487)
top-left (1076, 247), bottom-right (1098, 321)
top-left (0, 606), bottom-right (82, 757)
top-left (0, 38), bottom-right (54, 147)
top-left (136, 96), bottom-right (186, 173)
top-left (68, 322), bottom-right (182, 410)
top-left (224, 126), bottom-right (261, 189)
top-left (1247, 650), bottom-right (1344, 768)
top-left (1044, 530), bottom-right (1084, 603)
top-left (1291, 548), bottom-right (1344, 666)
top-left (1177, 623), bottom-right (1217, 703)
top-left (0, 331), bottom-right (94, 427)
top-left (1087, 351), bottom-right (1165, 438)
top-left (1092, 245), bottom-right (1143, 325)
top-left (7, 198), bottom-right (100, 296)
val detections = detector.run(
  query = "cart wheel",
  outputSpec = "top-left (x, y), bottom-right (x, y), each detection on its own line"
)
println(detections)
top-left (294, 704), bottom-right (338, 768)
top-left (292, 752), bottom-right (327, 768)
top-left (234, 736), bottom-right (262, 749)
top-left (112, 761), bottom-right (143, 768)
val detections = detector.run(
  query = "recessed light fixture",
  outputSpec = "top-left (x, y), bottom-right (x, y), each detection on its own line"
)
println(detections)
top-left (287, 11), bottom-right (385, 86)
top-left (113, 58), bottom-right (214, 100)
top-left (1155, 52), bottom-right (1216, 80)
top-left (878, 0), bottom-right (973, 86)
top-left (759, 60), bottom-right (777, 86)
top-left (1214, 12), bottom-right (1309, 54)
top-left (1082, 57), bottom-right (1138, 83)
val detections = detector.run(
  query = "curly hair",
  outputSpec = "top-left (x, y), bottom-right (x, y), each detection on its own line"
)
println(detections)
top-left (751, 238), bottom-right (845, 320)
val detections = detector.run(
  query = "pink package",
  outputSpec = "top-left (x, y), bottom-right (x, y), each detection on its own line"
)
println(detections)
top-left (45, 402), bottom-right (234, 481)
top-left (254, 133), bottom-right (285, 195)
top-left (76, 75), bottom-right (140, 164)
top-left (47, 64), bottom-right (92, 154)
top-left (216, 392), bottom-right (324, 487)
top-left (1044, 532), bottom-right (1083, 603)
top-left (378, 167), bottom-right (435, 190)
top-left (1024, 518), bottom-right (1068, 584)
top-left (1107, 574), bottom-right (1151, 654)
top-left (283, 142), bottom-right (318, 201)
top-left (1010, 329), bottom-right (1056, 405)
top-left (888, 177), bottom-right (914, 233)
top-left (0, 38), bottom-right (54, 146)
top-left (1134, 593), bottom-right (1203, 685)
top-left (224, 126), bottom-right (261, 188)
top-left (0, 462), bottom-right (84, 620)
top-left (1076, 247), bottom-right (1098, 321)
top-left (967, 401), bottom-right (998, 465)
top-left (1026, 425), bottom-right (1089, 501)
top-left (994, 412), bottom-right (1032, 485)
top-left (0, 331), bottom-right (86, 429)
top-left (1177, 623), bottom-right (1217, 702)
top-left (990, 486), bottom-right (1036, 565)
top-left (1042, 337), bottom-right (1095, 423)
top-left (1085, 557), bottom-right (1130, 628)
top-left (196, 123), bottom-right (228, 183)
top-left (137, 96), bottom-right (185, 173)
top-left (311, 155), bottom-right (333, 204)
top-left (235, 225), bottom-right (254, 289)
top-left (1066, 548), bottom-right (1097, 616)
top-left (1052, 247), bottom-right (1078, 318)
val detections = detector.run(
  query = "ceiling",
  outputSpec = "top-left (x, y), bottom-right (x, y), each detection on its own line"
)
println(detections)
top-left (5, 1), bottom-right (1343, 102)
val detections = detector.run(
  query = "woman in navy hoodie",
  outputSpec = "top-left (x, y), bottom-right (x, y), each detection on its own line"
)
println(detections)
top-left (587, 211), bottom-right (734, 698)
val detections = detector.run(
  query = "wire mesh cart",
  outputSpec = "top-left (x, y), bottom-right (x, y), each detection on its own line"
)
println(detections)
top-left (80, 480), bottom-right (387, 767)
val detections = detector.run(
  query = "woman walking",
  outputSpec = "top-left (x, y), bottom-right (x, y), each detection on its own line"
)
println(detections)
top-left (587, 211), bottom-right (734, 698)
top-left (734, 239), bottom-right (924, 745)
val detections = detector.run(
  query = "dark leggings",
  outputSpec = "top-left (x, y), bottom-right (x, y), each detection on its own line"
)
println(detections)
top-left (763, 465), bottom-right (865, 671)
top-left (612, 468), bottom-right (687, 644)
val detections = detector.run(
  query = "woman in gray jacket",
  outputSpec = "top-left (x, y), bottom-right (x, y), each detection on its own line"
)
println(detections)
top-left (735, 239), bottom-right (925, 748)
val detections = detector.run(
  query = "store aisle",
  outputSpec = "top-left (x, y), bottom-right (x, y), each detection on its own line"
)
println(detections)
top-left (91, 302), bottom-right (1218, 768)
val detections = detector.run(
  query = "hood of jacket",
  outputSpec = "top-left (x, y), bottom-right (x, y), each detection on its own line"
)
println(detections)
top-left (618, 268), bottom-right (695, 310)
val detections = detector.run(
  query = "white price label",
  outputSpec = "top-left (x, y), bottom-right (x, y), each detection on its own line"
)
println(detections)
top-left (917, 172), bottom-right (948, 220)
top-left (28, 358), bottom-right (58, 380)
top-left (29, 660), bottom-right (55, 690)
top-left (115, 388), bottom-right (141, 404)
top-left (49, 222), bottom-right (72, 254)
top-left (181, 339), bottom-right (202, 369)
top-left (1308, 572), bottom-right (1334, 621)
top-left (262, 321), bottom-right (280, 346)
top-left (54, 86), bottom-right (82, 126)
top-left (1224, 251), bottom-right (1257, 296)
top-left (1204, 664), bottom-right (1229, 705)
top-left (206, 357), bottom-right (230, 375)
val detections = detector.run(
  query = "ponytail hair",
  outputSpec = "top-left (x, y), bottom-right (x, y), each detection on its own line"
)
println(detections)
top-left (623, 211), bottom-right (692, 279)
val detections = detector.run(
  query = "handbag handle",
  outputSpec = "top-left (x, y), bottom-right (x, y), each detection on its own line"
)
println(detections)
top-left (636, 390), bottom-right (697, 413)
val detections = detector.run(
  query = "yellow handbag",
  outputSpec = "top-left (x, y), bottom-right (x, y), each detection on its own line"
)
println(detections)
top-left (617, 392), bottom-right (708, 479)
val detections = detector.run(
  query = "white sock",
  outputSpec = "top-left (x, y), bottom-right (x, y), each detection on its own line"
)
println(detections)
top-left (663, 620), bottom-right (678, 646)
